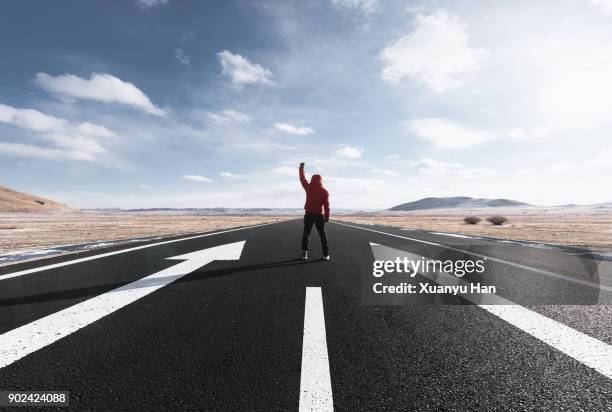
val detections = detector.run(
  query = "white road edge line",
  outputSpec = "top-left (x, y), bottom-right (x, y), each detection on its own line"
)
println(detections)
top-left (0, 241), bottom-right (246, 369)
top-left (370, 243), bottom-right (612, 380)
top-left (0, 221), bottom-right (279, 282)
top-left (333, 221), bottom-right (611, 292)
top-left (299, 287), bottom-right (334, 412)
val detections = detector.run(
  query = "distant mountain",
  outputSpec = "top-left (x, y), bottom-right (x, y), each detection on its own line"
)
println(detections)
top-left (389, 196), bottom-right (530, 211)
top-left (0, 185), bottom-right (74, 213)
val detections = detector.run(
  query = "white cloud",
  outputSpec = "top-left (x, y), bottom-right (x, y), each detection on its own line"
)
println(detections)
top-left (452, 167), bottom-right (495, 180)
top-left (0, 104), bottom-right (66, 133)
top-left (410, 118), bottom-right (494, 149)
top-left (333, 144), bottom-right (363, 158)
top-left (590, 0), bottom-right (612, 15)
top-left (380, 11), bottom-right (485, 92)
top-left (416, 158), bottom-right (461, 175)
top-left (217, 50), bottom-right (273, 88)
top-left (227, 141), bottom-right (296, 152)
top-left (331, 0), bottom-right (379, 15)
top-left (384, 154), bottom-right (399, 159)
top-left (182, 174), bottom-right (212, 182)
top-left (542, 56), bottom-right (612, 123)
top-left (139, 184), bottom-right (151, 189)
top-left (324, 177), bottom-right (387, 205)
top-left (220, 171), bottom-right (241, 178)
top-left (270, 166), bottom-right (296, 176)
top-left (515, 168), bottom-right (535, 176)
top-left (416, 158), bottom-right (494, 180)
top-left (0, 142), bottom-right (96, 161)
top-left (546, 162), bottom-right (574, 173)
top-left (174, 48), bottom-right (191, 65)
top-left (274, 122), bottom-right (314, 136)
top-left (410, 119), bottom-right (547, 149)
top-left (35, 72), bottom-right (166, 116)
top-left (506, 127), bottom-right (549, 139)
top-left (0, 103), bottom-right (115, 161)
top-left (310, 157), bottom-right (353, 172)
top-left (206, 110), bottom-right (252, 124)
top-left (137, 0), bottom-right (169, 9)
top-left (592, 150), bottom-right (612, 168)
top-left (372, 168), bottom-right (398, 176)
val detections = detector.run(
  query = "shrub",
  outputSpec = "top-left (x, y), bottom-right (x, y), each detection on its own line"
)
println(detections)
top-left (464, 216), bottom-right (481, 225)
top-left (487, 215), bottom-right (508, 225)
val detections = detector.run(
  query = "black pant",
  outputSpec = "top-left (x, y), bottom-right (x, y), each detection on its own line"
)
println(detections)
top-left (302, 212), bottom-right (329, 255)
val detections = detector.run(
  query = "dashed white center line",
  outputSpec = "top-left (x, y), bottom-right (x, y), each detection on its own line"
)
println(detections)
top-left (299, 287), bottom-right (334, 412)
top-left (481, 305), bottom-right (612, 379)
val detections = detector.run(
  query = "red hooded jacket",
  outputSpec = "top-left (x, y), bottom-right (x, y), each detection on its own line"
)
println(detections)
top-left (299, 166), bottom-right (330, 220)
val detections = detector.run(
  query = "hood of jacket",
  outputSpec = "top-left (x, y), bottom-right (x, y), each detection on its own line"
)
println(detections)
top-left (310, 174), bottom-right (323, 186)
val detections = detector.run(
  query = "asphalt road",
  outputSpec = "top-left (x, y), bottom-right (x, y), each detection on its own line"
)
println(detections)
top-left (0, 219), bottom-right (611, 411)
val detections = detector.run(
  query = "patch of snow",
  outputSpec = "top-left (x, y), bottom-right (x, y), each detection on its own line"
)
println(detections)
top-left (430, 231), bottom-right (480, 239)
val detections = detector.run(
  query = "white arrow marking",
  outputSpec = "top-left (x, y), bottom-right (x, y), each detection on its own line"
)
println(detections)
top-left (370, 242), bottom-right (612, 380)
top-left (299, 287), bottom-right (333, 412)
top-left (0, 241), bottom-right (245, 369)
top-left (1, 222), bottom-right (275, 281)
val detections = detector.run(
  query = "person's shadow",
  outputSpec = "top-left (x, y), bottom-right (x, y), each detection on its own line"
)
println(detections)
top-left (0, 258), bottom-right (319, 307)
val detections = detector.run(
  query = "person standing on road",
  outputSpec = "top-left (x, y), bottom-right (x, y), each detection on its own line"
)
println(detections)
top-left (299, 162), bottom-right (330, 260)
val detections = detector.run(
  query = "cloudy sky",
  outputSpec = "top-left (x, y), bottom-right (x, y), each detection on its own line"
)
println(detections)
top-left (1, 0), bottom-right (611, 209)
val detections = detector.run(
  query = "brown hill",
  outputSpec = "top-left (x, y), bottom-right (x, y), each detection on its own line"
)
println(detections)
top-left (0, 185), bottom-right (75, 213)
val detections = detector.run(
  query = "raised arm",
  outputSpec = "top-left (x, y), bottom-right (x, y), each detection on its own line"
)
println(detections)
top-left (299, 162), bottom-right (308, 190)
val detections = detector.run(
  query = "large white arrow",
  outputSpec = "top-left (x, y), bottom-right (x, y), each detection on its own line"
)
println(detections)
top-left (0, 241), bottom-right (245, 369)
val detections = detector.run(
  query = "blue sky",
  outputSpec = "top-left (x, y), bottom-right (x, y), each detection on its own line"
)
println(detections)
top-left (1, 0), bottom-right (612, 209)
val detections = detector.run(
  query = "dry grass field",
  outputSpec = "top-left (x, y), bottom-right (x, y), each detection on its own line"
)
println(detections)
top-left (2, 209), bottom-right (611, 260)
top-left (0, 212), bottom-right (293, 257)
top-left (335, 211), bottom-right (612, 251)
